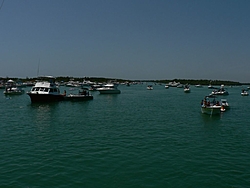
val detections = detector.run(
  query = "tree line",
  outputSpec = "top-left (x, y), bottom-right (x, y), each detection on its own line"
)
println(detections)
top-left (0, 76), bottom-right (248, 86)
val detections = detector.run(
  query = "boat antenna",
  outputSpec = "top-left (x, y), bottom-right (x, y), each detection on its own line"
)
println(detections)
top-left (37, 58), bottom-right (40, 77)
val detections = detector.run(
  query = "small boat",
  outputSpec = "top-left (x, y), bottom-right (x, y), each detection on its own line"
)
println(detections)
top-left (208, 81), bottom-right (217, 89)
top-left (27, 76), bottom-right (65, 102)
top-left (210, 85), bottom-right (229, 95)
top-left (4, 87), bottom-right (24, 95)
top-left (97, 83), bottom-right (121, 94)
top-left (241, 89), bottom-right (249, 96)
top-left (166, 81), bottom-right (180, 87)
top-left (0, 80), bottom-right (5, 89)
top-left (165, 84), bottom-right (169, 89)
top-left (3, 80), bottom-right (24, 95)
top-left (125, 82), bottom-right (130, 86)
top-left (147, 85), bottom-right (153, 90)
top-left (177, 84), bottom-right (183, 88)
top-left (210, 89), bottom-right (229, 95)
top-left (195, 84), bottom-right (203, 88)
top-left (208, 84), bottom-right (216, 89)
top-left (183, 84), bottom-right (190, 93)
top-left (64, 88), bottom-right (93, 101)
top-left (201, 96), bottom-right (222, 115)
top-left (221, 99), bottom-right (230, 109)
top-left (89, 84), bottom-right (102, 91)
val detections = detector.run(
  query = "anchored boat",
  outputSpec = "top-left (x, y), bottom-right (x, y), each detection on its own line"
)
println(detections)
top-left (27, 76), bottom-right (65, 103)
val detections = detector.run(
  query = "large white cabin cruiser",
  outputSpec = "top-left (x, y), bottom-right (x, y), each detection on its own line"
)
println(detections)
top-left (97, 83), bottom-right (121, 94)
top-left (27, 76), bottom-right (65, 102)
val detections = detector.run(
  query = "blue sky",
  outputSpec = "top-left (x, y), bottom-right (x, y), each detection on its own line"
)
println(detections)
top-left (0, 0), bottom-right (250, 82)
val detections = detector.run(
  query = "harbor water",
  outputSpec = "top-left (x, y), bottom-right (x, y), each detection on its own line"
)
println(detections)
top-left (1, 84), bottom-right (250, 187)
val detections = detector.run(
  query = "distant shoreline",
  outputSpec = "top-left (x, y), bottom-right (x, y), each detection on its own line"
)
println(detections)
top-left (0, 76), bottom-right (249, 86)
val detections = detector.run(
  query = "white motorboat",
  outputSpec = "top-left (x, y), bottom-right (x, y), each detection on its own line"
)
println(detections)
top-left (208, 84), bottom-right (215, 89)
top-left (184, 88), bottom-right (190, 92)
top-left (167, 81), bottom-right (180, 87)
top-left (177, 84), bottom-right (183, 88)
top-left (210, 89), bottom-right (229, 95)
top-left (4, 87), bottom-right (24, 95)
top-left (195, 84), bottom-right (203, 88)
top-left (147, 85), bottom-right (153, 90)
top-left (241, 89), bottom-right (249, 96)
top-left (221, 99), bottom-right (230, 109)
top-left (89, 84), bottom-right (102, 91)
top-left (3, 80), bottom-right (24, 95)
top-left (27, 76), bottom-right (65, 102)
top-left (165, 84), bottom-right (169, 89)
top-left (210, 85), bottom-right (229, 95)
top-left (81, 80), bottom-right (94, 87)
top-left (97, 83), bottom-right (121, 94)
top-left (208, 81), bottom-right (217, 89)
top-left (183, 84), bottom-right (190, 93)
top-left (201, 96), bottom-right (222, 115)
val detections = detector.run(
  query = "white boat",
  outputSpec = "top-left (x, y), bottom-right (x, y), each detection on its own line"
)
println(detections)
top-left (167, 81), bottom-right (180, 87)
top-left (27, 76), bottom-right (65, 102)
top-left (210, 89), bottom-right (229, 95)
top-left (195, 84), bottom-right (203, 88)
top-left (241, 89), bottom-right (249, 96)
top-left (81, 80), bottom-right (93, 87)
top-left (97, 83), bottom-right (121, 94)
top-left (3, 80), bottom-right (24, 95)
top-left (147, 85), bottom-right (153, 90)
top-left (165, 84), bottom-right (169, 89)
top-left (89, 84), bottom-right (102, 91)
top-left (221, 99), bottom-right (230, 109)
top-left (125, 82), bottom-right (130, 86)
top-left (4, 87), bottom-right (24, 95)
top-left (177, 84), bottom-right (183, 88)
top-left (210, 85), bottom-right (229, 95)
top-left (183, 84), bottom-right (190, 93)
top-left (208, 81), bottom-right (217, 89)
top-left (201, 96), bottom-right (222, 115)
top-left (208, 84), bottom-right (215, 89)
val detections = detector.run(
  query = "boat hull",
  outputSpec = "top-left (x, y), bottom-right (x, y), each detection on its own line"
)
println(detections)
top-left (27, 93), bottom-right (65, 103)
top-left (184, 89), bottom-right (190, 93)
top-left (4, 91), bottom-right (24, 95)
top-left (98, 89), bottom-right (121, 94)
top-left (201, 106), bottom-right (221, 115)
top-left (64, 95), bottom-right (93, 101)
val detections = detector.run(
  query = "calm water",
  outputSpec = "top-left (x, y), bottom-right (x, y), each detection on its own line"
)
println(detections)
top-left (1, 84), bottom-right (250, 187)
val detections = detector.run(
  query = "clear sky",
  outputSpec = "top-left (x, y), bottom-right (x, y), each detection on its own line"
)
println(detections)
top-left (0, 0), bottom-right (250, 82)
